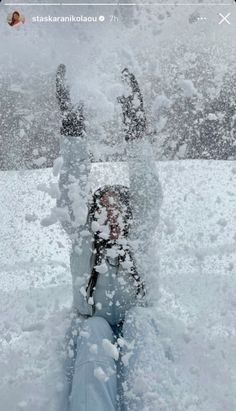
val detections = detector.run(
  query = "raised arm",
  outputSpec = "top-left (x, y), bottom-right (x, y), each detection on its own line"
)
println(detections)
top-left (118, 69), bottom-right (163, 253)
top-left (56, 64), bottom-right (91, 241)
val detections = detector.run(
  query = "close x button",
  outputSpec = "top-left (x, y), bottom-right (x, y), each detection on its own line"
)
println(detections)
top-left (218, 13), bottom-right (231, 25)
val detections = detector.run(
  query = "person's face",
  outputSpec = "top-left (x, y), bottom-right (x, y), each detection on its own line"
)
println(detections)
top-left (98, 193), bottom-right (124, 241)
top-left (13, 13), bottom-right (20, 23)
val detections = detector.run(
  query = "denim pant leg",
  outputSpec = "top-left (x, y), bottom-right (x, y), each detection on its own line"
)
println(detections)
top-left (69, 316), bottom-right (118, 411)
top-left (59, 315), bottom-right (84, 411)
top-left (122, 307), bottom-right (160, 411)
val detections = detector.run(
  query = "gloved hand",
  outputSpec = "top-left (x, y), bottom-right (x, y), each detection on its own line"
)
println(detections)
top-left (56, 64), bottom-right (85, 137)
top-left (117, 68), bottom-right (146, 141)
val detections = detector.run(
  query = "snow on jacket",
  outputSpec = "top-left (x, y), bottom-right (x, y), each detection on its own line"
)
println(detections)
top-left (57, 136), bottom-right (163, 325)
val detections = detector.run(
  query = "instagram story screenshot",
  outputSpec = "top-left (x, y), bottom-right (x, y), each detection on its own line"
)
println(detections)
top-left (0, 1), bottom-right (236, 411)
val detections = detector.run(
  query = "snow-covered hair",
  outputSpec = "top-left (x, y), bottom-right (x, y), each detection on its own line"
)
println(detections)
top-left (86, 184), bottom-right (145, 310)
top-left (87, 184), bottom-right (132, 235)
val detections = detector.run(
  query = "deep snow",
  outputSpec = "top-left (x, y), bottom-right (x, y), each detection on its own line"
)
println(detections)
top-left (1, 1), bottom-right (236, 409)
top-left (0, 161), bottom-right (235, 411)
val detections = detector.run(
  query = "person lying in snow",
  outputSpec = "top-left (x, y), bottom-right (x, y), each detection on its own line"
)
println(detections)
top-left (56, 64), bottom-right (163, 411)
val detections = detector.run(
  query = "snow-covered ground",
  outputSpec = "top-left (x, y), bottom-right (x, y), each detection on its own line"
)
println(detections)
top-left (0, 161), bottom-right (236, 411)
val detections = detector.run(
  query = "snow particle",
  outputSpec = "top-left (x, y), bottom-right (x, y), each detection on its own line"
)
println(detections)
top-left (89, 344), bottom-right (98, 354)
top-left (102, 339), bottom-right (119, 360)
top-left (17, 401), bottom-right (28, 410)
top-left (94, 262), bottom-right (108, 274)
top-left (33, 156), bottom-right (46, 167)
top-left (94, 366), bottom-right (109, 382)
top-left (178, 79), bottom-right (197, 98)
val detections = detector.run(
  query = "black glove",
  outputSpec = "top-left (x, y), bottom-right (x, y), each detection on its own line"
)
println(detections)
top-left (118, 68), bottom-right (146, 141)
top-left (56, 64), bottom-right (85, 137)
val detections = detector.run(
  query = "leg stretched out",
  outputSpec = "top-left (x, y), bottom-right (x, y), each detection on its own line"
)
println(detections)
top-left (69, 317), bottom-right (118, 411)
top-left (122, 307), bottom-right (161, 411)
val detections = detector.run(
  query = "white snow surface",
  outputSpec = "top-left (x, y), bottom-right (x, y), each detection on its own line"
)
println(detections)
top-left (0, 161), bottom-right (236, 411)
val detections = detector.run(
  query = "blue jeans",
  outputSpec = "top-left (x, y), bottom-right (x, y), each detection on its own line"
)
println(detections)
top-left (62, 315), bottom-right (123, 411)
top-left (61, 308), bottom-right (159, 411)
